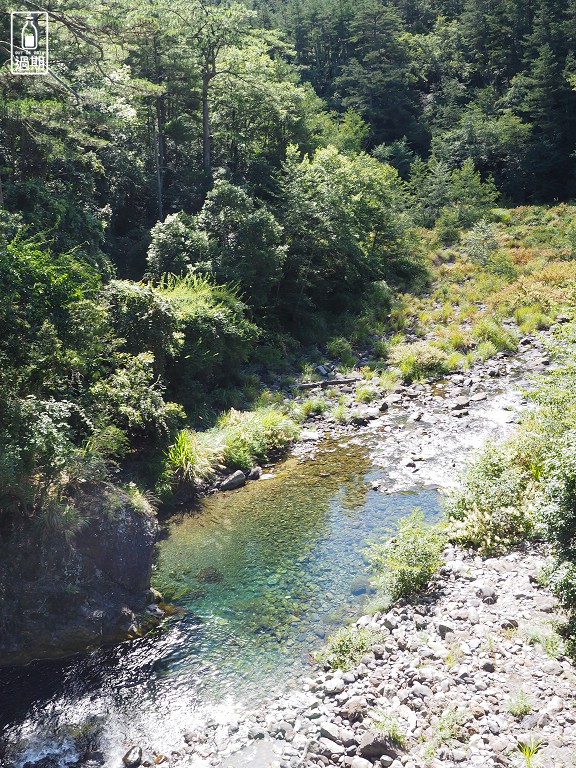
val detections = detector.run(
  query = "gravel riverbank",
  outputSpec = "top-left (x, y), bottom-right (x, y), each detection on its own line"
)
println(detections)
top-left (212, 543), bottom-right (576, 768)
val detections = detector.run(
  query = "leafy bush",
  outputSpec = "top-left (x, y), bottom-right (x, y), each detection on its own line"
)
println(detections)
top-left (389, 341), bottom-right (451, 382)
top-left (367, 511), bottom-right (446, 605)
top-left (217, 407), bottom-right (300, 471)
top-left (484, 251), bottom-right (518, 280)
top-left (90, 352), bottom-right (184, 440)
top-left (315, 626), bottom-right (381, 671)
top-left (446, 442), bottom-right (538, 554)
top-left (327, 337), bottom-right (356, 366)
top-left (147, 211), bottom-right (211, 278)
top-left (159, 274), bottom-right (259, 408)
top-left (102, 280), bottom-right (178, 375)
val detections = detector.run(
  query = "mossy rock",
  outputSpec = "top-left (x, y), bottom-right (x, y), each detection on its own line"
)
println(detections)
top-left (195, 566), bottom-right (224, 583)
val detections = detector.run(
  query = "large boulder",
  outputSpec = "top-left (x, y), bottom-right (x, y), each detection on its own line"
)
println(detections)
top-left (220, 470), bottom-right (246, 491)
top-left (357, 730), bottom-right (402, 760)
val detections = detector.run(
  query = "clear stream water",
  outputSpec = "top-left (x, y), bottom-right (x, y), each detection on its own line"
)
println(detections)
top-left (0, 436), bottom-right (441, 767)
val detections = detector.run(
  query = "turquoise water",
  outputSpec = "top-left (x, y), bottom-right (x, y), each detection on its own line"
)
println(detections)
top-left (154, 436), bottom-right (442, 701)
top-left (0, 435), bottom-right (441, 766)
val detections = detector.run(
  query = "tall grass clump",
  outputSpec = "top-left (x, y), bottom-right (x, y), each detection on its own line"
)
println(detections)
top-left (472, 317), bottom-right (518, 351)
top-left (514, 305), bottom-right (552, 334)
top-left (217, 407), bottom-right (299, 471)
top-left (315, 626), bottom-right (381, 671)
top-left (367, 511), bottom-right (446, 608)
top-left (159, 429), bottom-right (223, 494)
top-left (388, 341), bottom-right (451, 383)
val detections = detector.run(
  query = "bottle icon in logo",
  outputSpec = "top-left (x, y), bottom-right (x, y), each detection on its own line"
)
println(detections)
top-left (21, 15), bottom-right (38, 50)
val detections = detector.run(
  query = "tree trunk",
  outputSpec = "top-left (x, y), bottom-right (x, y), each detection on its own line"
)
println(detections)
top-left (153, 38), bottom-right (165, 221)
top-left (153, 118), bottom-right (164, 221)
top-left (202, 71), bottom-right (212, 183)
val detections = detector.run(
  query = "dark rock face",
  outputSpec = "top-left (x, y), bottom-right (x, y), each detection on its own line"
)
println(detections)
top-left (0, 485), bottom-right (158, 666)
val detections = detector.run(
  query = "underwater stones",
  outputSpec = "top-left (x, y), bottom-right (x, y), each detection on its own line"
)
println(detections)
top-left (122, 746), bottom-right (142, 768)
top-left (220, 470), bottom-right (246, 491)
top-left (195, 567), bottom-right (224, 583)
top-left (349, 576), bottom-right (372, 596)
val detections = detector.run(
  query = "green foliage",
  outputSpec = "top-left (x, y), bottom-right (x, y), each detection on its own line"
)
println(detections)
top-left (147, 213), bottom-right (210, 278)
top-left (297, 397), bottom-right (329, 419)
top-left (315, 625), bottom-right (380, 671)
top-left (446, 443), bottom-right (537, 554)
top-left (463, 220), bottom-right (499, 264)
top-left (370, 712), bottom-right (407, 748)
top-left (422, 708), bottom-right (468, 760)
top-left (471, 318), bottom-right (518, 352)
top-left (411, 158), bottom-right (499, 230)
top-left (326, 337), bottom-right (356, 367)
top-left (159, 274), bottom-right (258, 408)
top-left (507, 690), bottom-right (532, 717)
top-left (355, 385), bottom-right (377, 403)
top-left (90, 352), bottom-right (184, 440)
top-left (389, 341), bottom-right (451, 383)
top-left (159, 429), bottom-right (222, 495)
top-left (367, 511), bottom-right (446, 605)
top-left (216, 407), bottom-right (300, 471)
top-left (103, 281), bottom-right (179, 375)
top-left (279, 145), bottom-right (422, 325)
top-left (516, 738), bottom-right (543, 768)
top-left (514, 306), bottom-right (551, 334)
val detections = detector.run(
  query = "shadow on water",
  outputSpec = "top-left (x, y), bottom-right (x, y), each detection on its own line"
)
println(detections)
top-left (0, 436), bottom-right (441, 766)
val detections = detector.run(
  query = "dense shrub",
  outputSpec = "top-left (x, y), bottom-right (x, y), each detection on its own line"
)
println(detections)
top-left (367, 511), bottom-right (446, 606)
top-left (389, 341), bottom-right (451, 382)
top-left (446, 443), bottom-right (538, 554)
top-left (103, 280), bottom-right (178, 375)
top-left (216, 407), bottom-right (300, 471)
top-left (159, 274), bottom-right (259, 407)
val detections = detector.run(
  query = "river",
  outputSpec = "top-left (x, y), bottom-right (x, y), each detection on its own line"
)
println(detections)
top-left (0, 438), bottom-right (440, 768)
top-left (0, 336), bottom-right (546, 767)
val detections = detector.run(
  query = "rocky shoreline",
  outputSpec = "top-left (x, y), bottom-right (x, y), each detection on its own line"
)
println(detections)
top-left (167, 542), bottom-right (575, 768)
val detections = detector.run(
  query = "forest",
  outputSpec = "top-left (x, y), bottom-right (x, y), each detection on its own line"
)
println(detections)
top-left (2, 0), bottom-right (576, 653)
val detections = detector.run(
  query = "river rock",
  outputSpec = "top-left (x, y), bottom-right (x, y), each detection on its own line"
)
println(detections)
top-left (220, 470), bottom-right (246, 491)
top-left (340, 695), bottom-right (368, 722)
top-left (476, 584), bottom-right (497, 603)
top-left (357, 731), bottom-right (401, 759)
top-left (437, 620), bottom-right (454, 639)
top-left (318, 737), bottom-right (345, 757)
top-left (320, 722), bottom-right (341, 742)
top-left (351, 758), bottom-right (373, 768)
top-left (324, 677), bottom-right (346, 695)
top-left (122, 746), bottom-right (142, 768)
